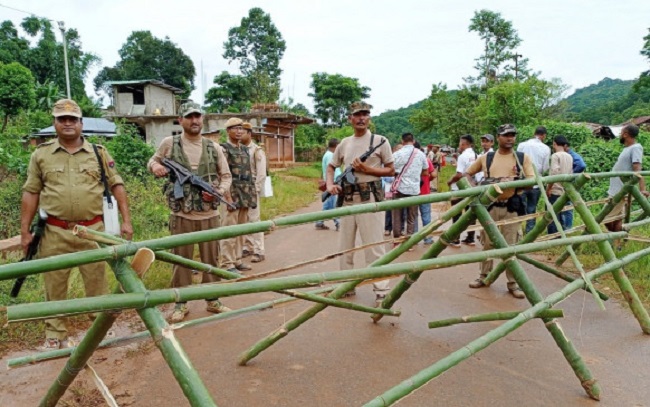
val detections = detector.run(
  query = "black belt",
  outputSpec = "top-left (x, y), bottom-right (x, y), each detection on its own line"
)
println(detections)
top-left (491, 201), bottom-right (508, 208)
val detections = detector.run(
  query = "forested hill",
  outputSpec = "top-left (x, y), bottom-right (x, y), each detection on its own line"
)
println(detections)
top-left (564, 78), bottom-right (635, 124)
top-left (373, 100), bottom-right (438, 145)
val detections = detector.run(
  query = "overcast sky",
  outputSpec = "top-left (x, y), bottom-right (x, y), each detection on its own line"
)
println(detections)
top-left (2, 0), bottom-right (649, 114)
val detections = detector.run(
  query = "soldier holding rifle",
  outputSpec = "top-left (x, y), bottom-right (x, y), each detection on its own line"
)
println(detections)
top-left (326, 102), bottom-right (394, 303)
top-left (148, 102), bottom-right (232, 323)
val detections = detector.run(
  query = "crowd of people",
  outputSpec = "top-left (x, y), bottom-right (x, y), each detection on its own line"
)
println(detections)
top-left (19, 97), bottom-right (648, 350)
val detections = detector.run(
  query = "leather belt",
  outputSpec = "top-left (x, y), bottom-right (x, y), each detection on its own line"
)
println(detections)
top-left (47, 215), bottom-right (103, 230)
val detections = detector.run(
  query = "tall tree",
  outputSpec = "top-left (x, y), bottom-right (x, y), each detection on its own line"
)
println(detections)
top-left (634, 27), bottom-right (650, 92)
top-left (94, 31), bottom-right (196, 98)
top-left (309, 73), bottom-right (370, 126)
top-left (468, 9), bottom-right (529, 85)
top-left (0, 21), bottom-right (30, 65)
top-left (0, 62), bottom-right (36, 132)
top-left (223, 8), bottom-right (286, 103)
top-left (204, 71), bottom-right (252, 113)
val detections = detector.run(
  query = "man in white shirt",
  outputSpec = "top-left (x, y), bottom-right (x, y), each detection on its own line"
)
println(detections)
top-left (447, 134), bottom-right (477, 246)
top-left (391, 132), bottom-right (429, 240)
top-left (516, 126), bottom-right (550, 233)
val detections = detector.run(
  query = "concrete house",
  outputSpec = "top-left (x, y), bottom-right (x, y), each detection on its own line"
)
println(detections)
top-left (104, 80), bottom-right (183, 145)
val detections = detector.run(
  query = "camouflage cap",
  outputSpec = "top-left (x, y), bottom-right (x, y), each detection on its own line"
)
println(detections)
top-left (179, 101), bottom-right (204, 117)
top-left (224, 117), bottom-right (244, 129)
top-left (349, 101), bottom-right (372, 115)
top-left (52, 99), bottom-right (82, 118)
top-left (480, 134), bottom-right (494, 141)
top-left (242, 122), bottom-right (253, 130)
top-left (497, 124), bottom-right (517, 136)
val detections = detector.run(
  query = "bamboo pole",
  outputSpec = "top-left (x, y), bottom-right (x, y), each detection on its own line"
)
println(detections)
top-left (7, 286), bottom-right (334, 369)
top-left (6, 233), bottom-right (625, 323)
top-left (555, 177), bottom-right (640, 266)
top-left (482, 174), bottom-right (589, 286)
top-left (370, 191), bottom-right (498, 324)
top-left (516, 254), bottom-right (609, 300)
top-left (458, 178), bottom-right (601, 400)
top-left (364, 246), bottom-right (650, 407)
top-left (109, 254), bottom-right (217, 407)
top-left (564, 183), bottom-right (650, 334)
top-left (623, 217), bottom-right (650, 230)
top-left (237, 196), bottom-right (475, 366)
top-left (428, 309), bottom-right (564, 329)
top-left (75, 227), bottom-right (398, 317)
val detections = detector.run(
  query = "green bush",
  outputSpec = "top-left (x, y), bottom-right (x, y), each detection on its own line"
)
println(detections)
top-left (102, 122), bottom-right (156, 179)
top-left (517, 120), bottom-right (592, 149)
top-left (0, 175), bottom-right (25, 239)
top-left (576, 138), bottom-right (623, 201)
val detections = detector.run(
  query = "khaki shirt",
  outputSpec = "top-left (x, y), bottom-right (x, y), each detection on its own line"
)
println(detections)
top-left (549, 151), bottom-right (573, 196)
top-left (246, 141), bottom-right (267, 194)
top-left (330, 131), bottom-right (394, 184)
top-left (466, 151), bottom-right (535, 201)
top-left (148, 134), bottom-right (232, 220)
top-left (23, 138), bottom-right (124, 221)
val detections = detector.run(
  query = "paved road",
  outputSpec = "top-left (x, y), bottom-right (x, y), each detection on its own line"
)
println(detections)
top-left (2, 200), bottom-right (649, 406)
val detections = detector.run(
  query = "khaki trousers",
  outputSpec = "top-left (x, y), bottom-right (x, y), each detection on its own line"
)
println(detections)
top-left (39, 222), bottom-right (107, 340)
top-left (244, 193), bottom-right (264, 255)
top-left (339, 194), bottom-right (390, 292)
top-left (479, 206), bottom-right (519, 284)
top-left (169, 215), bottom-right (221, 291)
top-left (220, 207), bottom-right (249, 269)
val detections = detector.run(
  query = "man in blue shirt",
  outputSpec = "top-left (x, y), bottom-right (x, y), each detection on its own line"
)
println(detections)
top-left (316, 138), bottom-right (341, 230)
top-left (563, 142), bottom-right (586, 228)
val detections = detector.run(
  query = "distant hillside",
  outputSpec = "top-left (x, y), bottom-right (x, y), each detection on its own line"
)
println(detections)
top-left (564, 78), bottom-right (635, 124)
top-left (373, 100), bottom-right (442, 145)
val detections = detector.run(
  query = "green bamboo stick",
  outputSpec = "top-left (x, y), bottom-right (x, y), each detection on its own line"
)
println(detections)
top-left (428, 309), bottom-right (564, 329)
top-left (371, 192), bottom-right (496, 324)
top-left (7, 233), bottom-right (625, 323)
top-left (109, 256), bottom-right (217, 407)
top-left (555, 177), bottom-right (639, 266)
top-left (364, 246), bottom-right (650, 407)
top-left (7, 287), bottom-right (335, 369)
top-left (564, 183), bottom-right (650, 334)
top-left (516, 254), bottom-right (609, 301)
top-left (623, 217), bottom-right (650, 230)
top-left (483, 174), bottom-right (589, 286)
top-left (458, 178), bottom-right (601, 400)
top-left (76, 227), bottom-right (397, 317)
top-left (237, 196), bottom-right (475, 366)
top-left (39, 307), bottom-right (119, 406)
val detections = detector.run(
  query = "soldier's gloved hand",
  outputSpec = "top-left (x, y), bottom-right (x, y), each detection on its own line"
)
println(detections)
top-left (202, 191), bottom-right (214, 202)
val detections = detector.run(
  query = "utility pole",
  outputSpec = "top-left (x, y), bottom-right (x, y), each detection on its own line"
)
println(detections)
top-left (514, 53), bottom-right (523, 81)
top-left (58, 21), bottom-right (71, 99)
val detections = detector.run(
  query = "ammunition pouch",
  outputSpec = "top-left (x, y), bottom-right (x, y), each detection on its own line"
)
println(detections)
top-left (341, 181), bottom-right (384, 204)
top-left (506, 193), bottom-right (526, 215)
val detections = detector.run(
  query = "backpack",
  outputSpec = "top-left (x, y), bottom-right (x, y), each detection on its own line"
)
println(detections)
top-left (485, 151), bottom-right (526, 179)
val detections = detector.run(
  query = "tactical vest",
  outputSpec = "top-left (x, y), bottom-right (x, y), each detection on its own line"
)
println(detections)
top-left (164, 135), bottom-right (220, 213)
top-left (221, 142), bottom-right (257, 209)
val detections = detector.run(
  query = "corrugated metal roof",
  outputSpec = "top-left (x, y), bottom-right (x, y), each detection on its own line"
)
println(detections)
top-left (33, 118), bottom-right (117, 137)
top-left (105, 79), bottom-right (183, 94)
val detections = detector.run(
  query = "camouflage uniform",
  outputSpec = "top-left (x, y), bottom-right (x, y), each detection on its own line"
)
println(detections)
top-left (220, 139), bottom-right (257, 270)
top-left (243, 139), bottom-right (267, 259)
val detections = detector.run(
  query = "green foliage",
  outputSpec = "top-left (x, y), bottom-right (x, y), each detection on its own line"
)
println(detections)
top-left (204, 71), bottom-right (252, 113)
top-left (223, 8), bottom-right (286, 103)
top-left (34, 80), bottom-right (64, 111)
top-left (634, 27), bottom-right (650, 93)
top-left (517, 120), bottom-right (592, 150)
top-left (102, 121), bottom-right (156, 179)
top-left (295, 123), bottom-right (327, 147)
top-left (564, 78), bottom-right (638, 124)
top-left (94, 31), bottom-right (196, 98)
top-left (372, 100), bottom-right (441, 145)
top-left (575, 138), bottom-right (622, 201)
top-left (0, 175), bottom-right (24, 239)
top-left (0, 62), bottom-right (36, 131)
top-left (467, 9), bottom-right (528, 84)
top-left (309, 72), bottom-right (371, 126)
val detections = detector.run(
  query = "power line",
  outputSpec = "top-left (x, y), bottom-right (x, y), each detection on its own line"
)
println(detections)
top-left (0, 2), bottom-right (56, 22)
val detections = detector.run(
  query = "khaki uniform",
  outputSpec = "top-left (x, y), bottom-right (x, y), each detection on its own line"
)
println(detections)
top-left (220, 140), bottom-right (256, 269)
top-left (465, 151), bottom-right (535, 284)
top-left (330, 131), bottom-right (394, 293)
top-left (23, 139), bottom-right (124, 340)
top-left (148, 134), bottom-right (232, 289)
top-left (243, 141), bottom-right (267, 256)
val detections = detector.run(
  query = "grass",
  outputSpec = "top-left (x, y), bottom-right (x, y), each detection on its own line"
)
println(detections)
top-left (0, 164), bottom-right (324, 355)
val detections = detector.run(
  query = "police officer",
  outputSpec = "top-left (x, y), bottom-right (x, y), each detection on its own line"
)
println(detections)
top-left (326, 102), bottom-right (395, 302)
top-left (21, 98), bottom-right (133, 349)
top-left (149, 102), bottom-right (233, 323)
top-left (241, 122), bottom-right (267, 263)
top-left (219, 118), bottom-right (256, 273)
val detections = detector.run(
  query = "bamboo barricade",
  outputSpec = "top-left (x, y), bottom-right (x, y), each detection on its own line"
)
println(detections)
top-left (2, 170), bottom-right (650, 406)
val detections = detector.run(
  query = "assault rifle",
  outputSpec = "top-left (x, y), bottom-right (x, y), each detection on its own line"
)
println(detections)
top-left (10, 208), bottom-right (48, 298)
top-left (321, 138), bottom-right (387, 204)
top-left (161, 158), bottom-right (237, 210)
